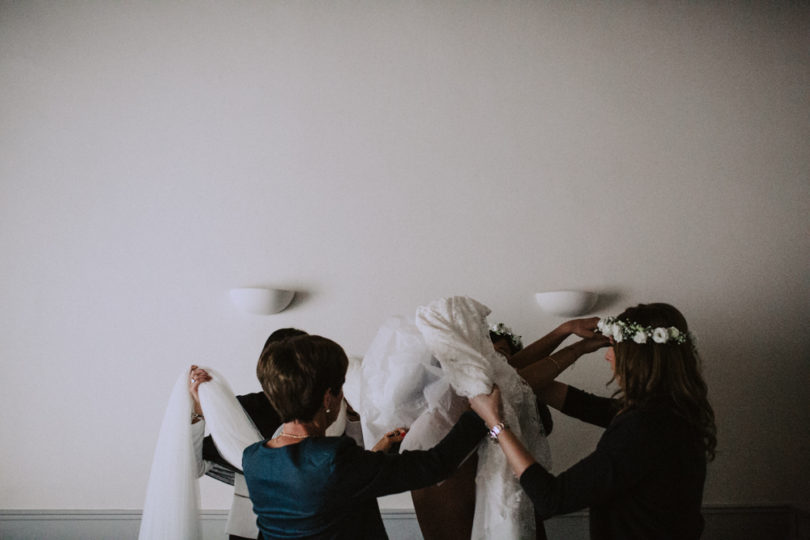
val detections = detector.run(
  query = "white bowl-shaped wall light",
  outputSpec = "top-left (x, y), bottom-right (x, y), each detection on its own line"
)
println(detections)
top-left (229, 288), bottom-right (295, 315)
top-left (535, 290), bottom-right (598, 317)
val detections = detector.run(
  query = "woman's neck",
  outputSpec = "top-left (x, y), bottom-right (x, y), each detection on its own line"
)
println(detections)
top-left (281, 420), bottom-right (325, 438)
top-left (266, 420), bottom-right (325, 448)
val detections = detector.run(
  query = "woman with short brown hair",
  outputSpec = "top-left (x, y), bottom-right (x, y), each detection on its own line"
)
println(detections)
top-left (243, 334), bottom-right (489, 540)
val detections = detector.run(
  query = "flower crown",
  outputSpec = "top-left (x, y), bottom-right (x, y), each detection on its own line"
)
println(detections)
top-left (489, 323), bottom-right (523, 351)
top-left (596, 316), bottom-right (688, 345)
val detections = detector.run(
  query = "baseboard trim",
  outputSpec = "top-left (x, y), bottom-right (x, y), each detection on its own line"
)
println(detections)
top-left (1, 505), bottom-right (807, 540)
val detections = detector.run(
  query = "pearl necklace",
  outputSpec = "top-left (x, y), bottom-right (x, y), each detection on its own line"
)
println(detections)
top-left (279, 430), bottom-right (311, 439)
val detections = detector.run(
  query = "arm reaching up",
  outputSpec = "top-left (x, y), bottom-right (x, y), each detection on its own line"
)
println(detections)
top-left (517, 336), bottom-right (610, 410)
top-left (507, 317), bottom-right (601, 370)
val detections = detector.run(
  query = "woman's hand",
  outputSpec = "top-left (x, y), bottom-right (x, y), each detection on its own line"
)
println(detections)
top-left (574, 335), bottom-right (611, 355)
top-left (188, 365), bottom-right (212, 416)
top-left (372, 428), bottom-right (408, 453)
top-left (470, 386), bottom-right (503, 428)
top-left (563, 317), bottom-right (601, 339)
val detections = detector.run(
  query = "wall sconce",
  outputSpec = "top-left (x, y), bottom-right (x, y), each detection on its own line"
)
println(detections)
top-left (229, 288), bottom-right (295, 315)
top-left (535, 290), bottom-right (598, 317)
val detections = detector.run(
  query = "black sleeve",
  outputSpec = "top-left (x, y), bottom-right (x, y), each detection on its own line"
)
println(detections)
top-left (537, 400), bottom-right (554, 435)
top-left (203, 434), bottom-right (239, 477)
top-left (561, 386), bottom-right (619, 428)
top-left (236, 392), bottom-right (281, 438)
top-left (519, 409), bottom-right (679, 519)
top-left (203, 460), bottom-right (236, 485)
top-left (333, 410), bottom-right (487, 500)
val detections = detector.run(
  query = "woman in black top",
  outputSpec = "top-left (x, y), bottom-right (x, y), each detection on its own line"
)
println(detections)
top-left (242, 334), bottom-right (488, 540)
top-left (471, 303), bottom-right (716, 540)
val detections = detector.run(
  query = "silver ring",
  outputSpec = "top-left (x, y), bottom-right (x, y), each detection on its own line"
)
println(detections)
top-left (191, 378), bottom-right (196, 383)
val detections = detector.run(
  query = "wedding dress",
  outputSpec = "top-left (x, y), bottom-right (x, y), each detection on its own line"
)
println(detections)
top-left (344, 296), bottom-right (551, 540)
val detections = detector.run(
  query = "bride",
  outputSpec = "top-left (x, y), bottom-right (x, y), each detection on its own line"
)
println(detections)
top-left (343, 296), bottom-right (599, 540)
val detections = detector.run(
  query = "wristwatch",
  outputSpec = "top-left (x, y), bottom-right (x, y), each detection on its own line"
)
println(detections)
top-left (488, 422), bottom-right (508, 442)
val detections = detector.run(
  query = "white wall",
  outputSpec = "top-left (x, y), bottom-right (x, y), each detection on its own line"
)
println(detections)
top-left (1, 1), bottom-right (808, 512)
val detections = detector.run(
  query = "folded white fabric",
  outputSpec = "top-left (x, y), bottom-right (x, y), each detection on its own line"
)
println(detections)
top-left (344, 315), bottom-right (449, 448)
top-left (139, 368), bottom-right (262, 540)
top-left (415, 296), bottom-right (497, 398)
top-left (198, 370), bottom-right (262, 469)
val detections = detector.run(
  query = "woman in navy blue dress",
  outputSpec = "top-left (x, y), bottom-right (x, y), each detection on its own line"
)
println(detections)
top-left (242, 334), bottom-right (488, 540)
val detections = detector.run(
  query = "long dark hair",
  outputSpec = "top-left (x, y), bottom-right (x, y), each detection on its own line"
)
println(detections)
top-left (612, 303), bottom-right (717, 461)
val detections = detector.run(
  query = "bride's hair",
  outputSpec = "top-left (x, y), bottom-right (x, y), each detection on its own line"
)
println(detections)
top-left (611, 303), bottom-right (717, 461)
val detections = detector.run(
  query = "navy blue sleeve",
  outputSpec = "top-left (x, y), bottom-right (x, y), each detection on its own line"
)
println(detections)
top-left (561, 386), bottom-right (619, 428)
top-left (332, 410), bottom-right (487, 499)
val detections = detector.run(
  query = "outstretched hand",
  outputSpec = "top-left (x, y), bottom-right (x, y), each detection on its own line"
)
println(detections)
top-left (372, 428), bottom-right (408, 453)
top-left (470, 386), bottom-right (503, 428)
top-left (564, 317), bottom-right (601, 339)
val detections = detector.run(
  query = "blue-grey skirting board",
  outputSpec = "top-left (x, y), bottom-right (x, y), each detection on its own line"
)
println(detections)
top-left (1, 506), bottom-right (808, 540)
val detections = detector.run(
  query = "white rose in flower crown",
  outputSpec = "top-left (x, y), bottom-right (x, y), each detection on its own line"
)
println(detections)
top-left (652, 328), bottom-right (669, 344)
top-left (597, 320), bottom-right (608, 334)
top-left (612, 324), bottom-right (624, 342)
top-left (633, 331), bottom-right (647, 344)
top-left (669, 327), bottom-right (681, 340)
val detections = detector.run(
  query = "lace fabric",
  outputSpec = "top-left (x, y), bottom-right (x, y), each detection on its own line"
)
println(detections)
top-left (345, 297), bottom-right (551, 540)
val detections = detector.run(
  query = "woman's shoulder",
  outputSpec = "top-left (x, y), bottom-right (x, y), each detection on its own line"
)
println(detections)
top-left (312, 435), bottom-right (358, 449)
top-left (243, 439), bottom-right (268, 455)
top-left (242, 440), bottom-right (274, 471)
top-left (608, 399), bottom-right (695, 444)
top-left (244, 437), bottom-right (355, 470)
top-left (303, 436), bottom-right (365, 463)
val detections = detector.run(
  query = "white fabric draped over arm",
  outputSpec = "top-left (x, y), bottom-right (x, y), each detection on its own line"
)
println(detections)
top-left (343, 317), bottom-right (450, 449)
top-left (138, 368), bottom-right (263, 540)
top-left (197, 369), bottom-right (262, 470)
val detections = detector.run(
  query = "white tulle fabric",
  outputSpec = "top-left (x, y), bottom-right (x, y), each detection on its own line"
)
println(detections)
top-left (343, 316), bottom-right (458, 449)
top-left (139, 368), bottom-right (262, 540)
top-left (344, 297), bottom-right (551, 540)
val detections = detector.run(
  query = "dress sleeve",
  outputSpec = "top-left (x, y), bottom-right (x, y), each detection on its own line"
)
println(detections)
top-left (236, 392), bottom-right (281, 438)
top-left (561, 386), bottom-right (618, 428)
top-left (333, 410), bottom-right (487, 499)
top-left (191, 420), bottom-right (212, 478)
top-left (518, 408), bottom-right (679, 519)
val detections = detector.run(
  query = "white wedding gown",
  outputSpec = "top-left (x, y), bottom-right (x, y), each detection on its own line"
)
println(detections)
top-left (344, 296), bottom-right (551, 540)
